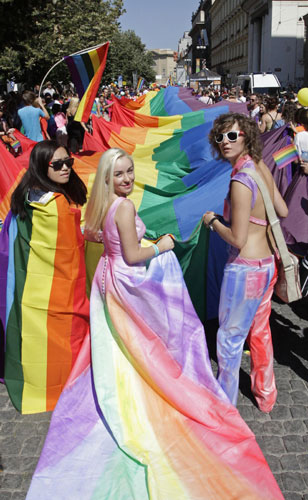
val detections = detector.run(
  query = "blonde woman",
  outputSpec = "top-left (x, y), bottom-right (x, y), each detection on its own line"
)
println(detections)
top-left (66, 96), bottom-right (87, 153)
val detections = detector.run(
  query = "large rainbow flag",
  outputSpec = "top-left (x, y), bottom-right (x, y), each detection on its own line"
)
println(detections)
top-left (0, 87), bottom-right (290, 411)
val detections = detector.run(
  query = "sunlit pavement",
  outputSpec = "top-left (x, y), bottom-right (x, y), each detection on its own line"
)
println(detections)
top-left (0, 298), bottom-right (308, 499)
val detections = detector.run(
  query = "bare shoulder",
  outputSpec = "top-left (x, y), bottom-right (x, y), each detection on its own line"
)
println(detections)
top-left (115, 198), bottom-right (136, 222)
top-left (256, 160), bottom-right (275, 194)
top-left (257, 160), bottom-right (273, 181)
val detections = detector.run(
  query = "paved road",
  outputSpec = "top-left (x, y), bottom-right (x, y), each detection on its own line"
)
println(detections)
top-left (0, 297), bottom-right (307, 499)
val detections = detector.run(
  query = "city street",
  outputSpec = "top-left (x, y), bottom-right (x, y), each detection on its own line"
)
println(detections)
top-left (0, 298), bottom-right (307, 499)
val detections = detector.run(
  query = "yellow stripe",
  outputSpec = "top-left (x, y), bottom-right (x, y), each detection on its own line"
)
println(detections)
top-left (129, 117), bottom-right (183, 210)
top-left (136, 91), bottom-right (159, 116)
top-left (113, 334), bottom-right (186, 499)
top-left (21, 199), bottom-right (58, 413)
top-left (89, 48), bottom-right (100, 73)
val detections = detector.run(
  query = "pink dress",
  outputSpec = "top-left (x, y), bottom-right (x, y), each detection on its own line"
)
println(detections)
top-left (26, 197), bottom-right (283, 500)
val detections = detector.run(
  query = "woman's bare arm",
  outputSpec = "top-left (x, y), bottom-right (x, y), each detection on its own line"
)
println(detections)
top-left (259, 115), bottom-right (268, 134)
top-left (203, 182), bottom-right (251, 249)
top-left (115, 199), bottom-right (174, 264)
top-left (273, 181), bottom-right (288, 217)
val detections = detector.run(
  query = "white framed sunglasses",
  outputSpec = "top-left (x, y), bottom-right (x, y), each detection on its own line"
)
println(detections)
top-left (215, 131), bottom-right (245, 143)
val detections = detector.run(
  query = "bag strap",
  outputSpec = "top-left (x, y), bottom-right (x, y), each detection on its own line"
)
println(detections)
top-left (240, 168), bottom-right (293, 269)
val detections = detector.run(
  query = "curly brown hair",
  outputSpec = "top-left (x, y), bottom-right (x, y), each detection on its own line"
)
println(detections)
top-left (208, 113), bottom-right (263, 163)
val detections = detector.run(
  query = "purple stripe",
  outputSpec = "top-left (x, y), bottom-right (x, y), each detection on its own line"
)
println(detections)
top-left (0, 212), bottom-right (12, 379)
top-left (36, 365), bottom-right (107, 472)
top-left (177, 88), bottom-right (248, 114)
top-left (64, 56), bottom-right (86, 100)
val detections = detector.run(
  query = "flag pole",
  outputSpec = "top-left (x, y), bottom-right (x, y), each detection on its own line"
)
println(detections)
top-left (39, 58), bottom-right (64, 99)
top-left (38, 43), bottom-right (105, 98)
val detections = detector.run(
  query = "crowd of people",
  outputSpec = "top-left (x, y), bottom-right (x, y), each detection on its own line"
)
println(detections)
top-left (0, 79), bottom-right (307, 498)
top-left (0, 82), bottom-right (153, 155)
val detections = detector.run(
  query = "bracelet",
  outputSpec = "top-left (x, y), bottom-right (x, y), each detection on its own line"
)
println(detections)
top-left (152, 244), bottom-right (160, 257)
top-left (208, 216), bottom-right (218, 231)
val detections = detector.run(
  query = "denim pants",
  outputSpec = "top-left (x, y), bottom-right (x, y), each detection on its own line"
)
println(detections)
top-left (217, 254), bottom-right (277, 412)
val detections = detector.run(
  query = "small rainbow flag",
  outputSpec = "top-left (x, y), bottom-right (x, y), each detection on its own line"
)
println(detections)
top-left (272, 143), bottom-right (299, 169)
top-left (64, 42), bottom-right (109, 123)
top-left (136, 77), bottom-right (144, 92)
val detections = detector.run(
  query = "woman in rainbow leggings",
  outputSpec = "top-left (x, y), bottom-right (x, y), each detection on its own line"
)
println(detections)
top-left (203, 113), bottom-right (288, 412)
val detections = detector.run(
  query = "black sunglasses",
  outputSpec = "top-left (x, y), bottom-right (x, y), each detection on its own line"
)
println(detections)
top-left (215, 131), bottom-right (245, 143)
top-left (48, 157), bottom-right (74, 171)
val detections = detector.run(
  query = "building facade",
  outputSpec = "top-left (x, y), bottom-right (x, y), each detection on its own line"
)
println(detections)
top-left (150, 49), bottom-right (177, 86)
top-left (210, 0), bottom-right (307, 89)
top-left (189, 1), bottom-right (212, 74)
top-left (210, 0), bottom-right (249, 86)
top-left (243, 0), bottom-right (307, 89)
top-left (176, 32), bottom-right (192, 86)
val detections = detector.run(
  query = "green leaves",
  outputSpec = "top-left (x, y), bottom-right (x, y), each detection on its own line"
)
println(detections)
top-left (0, 0), bottom-right (155, 90)
top-left (0, 0), bottom-right (125, 87)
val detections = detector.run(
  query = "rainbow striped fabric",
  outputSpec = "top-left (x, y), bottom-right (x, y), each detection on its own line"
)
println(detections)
top-left (82, 88), bottom-right (248, 320)
top-left (0, 193), bottom-right (89, 413)
top-left (272, 143), bottom-right (299, 169)
top-left (64, 42), bottom-right (109, 123)
top-left (0, 88), bottom-right (289, 323)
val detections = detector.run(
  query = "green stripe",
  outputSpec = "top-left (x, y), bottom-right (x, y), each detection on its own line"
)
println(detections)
top-left (153, 112), bottom-right (206, 189)
top-left (5, 206), bottom-right (33, 412)
top-left (174, 224), bottom-right (209, 324)
top-left (149, 88), bottom-right (168, 116)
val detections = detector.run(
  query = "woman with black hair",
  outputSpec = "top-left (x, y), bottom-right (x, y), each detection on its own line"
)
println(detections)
top-left (11, 140), bottom-right (86, 210)
top-left (1, 140), bottom-right (89, 414)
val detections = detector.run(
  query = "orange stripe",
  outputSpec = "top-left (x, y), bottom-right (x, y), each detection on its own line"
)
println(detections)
top-left (0, 169), bottom-right (26, 221)
top-left (109, 130), bottom-right (137, 154)
top-left (46, 196), bottom-right (79, 410)
top-left (70, 206), bottom-right (89, 367)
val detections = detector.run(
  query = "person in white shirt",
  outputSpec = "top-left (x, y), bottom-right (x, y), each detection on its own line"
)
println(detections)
top-left (199, 89), bottom-right (213, 105)
top-left (238, 89), bottom-right (246, 103)
top-left (43, 82), bottom-right (56, 97)
top-left (248, 94), bottom-right (260, 122)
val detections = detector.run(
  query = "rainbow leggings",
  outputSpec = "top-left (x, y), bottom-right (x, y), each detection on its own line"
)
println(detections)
top-left (216, 254), bottom-right (278, 412)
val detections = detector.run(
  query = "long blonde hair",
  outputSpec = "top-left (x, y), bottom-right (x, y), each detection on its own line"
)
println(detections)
top-left (85, 148), bottom-right (134, 232)
top-left (66, 97), bottom-right (80, 117)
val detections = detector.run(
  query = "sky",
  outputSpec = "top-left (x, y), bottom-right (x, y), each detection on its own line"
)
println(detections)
top-left (119, 0), bottom-right (199, 51)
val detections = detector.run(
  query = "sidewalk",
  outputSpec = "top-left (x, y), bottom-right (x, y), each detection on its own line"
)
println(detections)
top-left (0, 298), bottom-right (307, 499)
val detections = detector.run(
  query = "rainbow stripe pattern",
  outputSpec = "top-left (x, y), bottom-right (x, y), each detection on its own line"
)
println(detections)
top-left (82, 87), bottom-right (248, 320)
top-left (273, 143), bottom-right (299, 169)
top-left (0, 88), bottom-right (289, 323)
top-left (0, 194), bottom-right (89, 413)
top-left (64, 42), bottom-right (109, 123)
top-left (136, 77), bottom-right (144, 92)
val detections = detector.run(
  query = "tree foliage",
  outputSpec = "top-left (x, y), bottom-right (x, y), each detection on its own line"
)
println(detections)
top-left (105, 30), bottom-right (155, 86)
top-left (0, 0), bottom-right (155, 90)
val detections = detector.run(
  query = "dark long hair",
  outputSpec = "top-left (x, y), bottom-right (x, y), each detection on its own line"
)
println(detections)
top-left (11, 140), bottom-right (87, 218)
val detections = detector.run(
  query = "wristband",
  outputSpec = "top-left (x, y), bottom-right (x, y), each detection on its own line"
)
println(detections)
top-left (208, 216), bottom-right (218, 231)
top-left (152, 244), bottom-right (160, 257)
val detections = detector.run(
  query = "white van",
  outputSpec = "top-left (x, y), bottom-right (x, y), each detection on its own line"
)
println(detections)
top-left (236, 73), bottom-right (281, 95)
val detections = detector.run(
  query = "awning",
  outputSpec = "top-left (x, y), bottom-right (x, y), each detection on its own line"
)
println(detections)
top-left (190, 69), bottom-right (221, 81)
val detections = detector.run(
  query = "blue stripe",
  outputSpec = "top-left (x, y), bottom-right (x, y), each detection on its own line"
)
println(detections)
top-left (6, 217), bottom-right (18, 327)
top-left (72, 54), bottom-right (91, 96)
